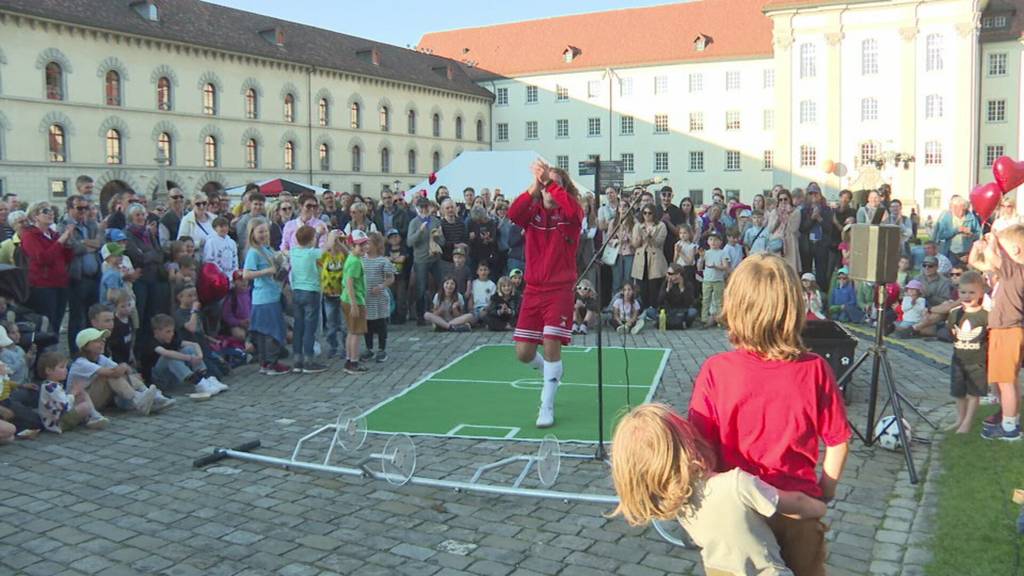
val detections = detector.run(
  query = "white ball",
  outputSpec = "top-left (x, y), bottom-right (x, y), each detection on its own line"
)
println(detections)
top-left (874, 415), bottom-right (911, 451)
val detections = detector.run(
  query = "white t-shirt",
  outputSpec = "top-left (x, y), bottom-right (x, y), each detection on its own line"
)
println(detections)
top-left (471, 279), bottom-right (496, 309)
top-left (68, 354), bottom-right (118, 391)
top-left (612, 296), bottom-right (640, 320)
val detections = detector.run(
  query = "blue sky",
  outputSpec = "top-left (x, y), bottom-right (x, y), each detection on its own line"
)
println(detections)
top-left (206, 1), bottom-right (671, 48)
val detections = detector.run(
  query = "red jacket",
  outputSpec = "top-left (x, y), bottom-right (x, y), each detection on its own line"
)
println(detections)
top-left (508, 181), bottom-right (583, 290)
top-left (20, 225), bottom-right (72, 288)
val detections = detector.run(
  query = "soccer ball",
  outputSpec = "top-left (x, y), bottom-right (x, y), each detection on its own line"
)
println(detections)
top-left (874, 416), bottom-right (911, 451)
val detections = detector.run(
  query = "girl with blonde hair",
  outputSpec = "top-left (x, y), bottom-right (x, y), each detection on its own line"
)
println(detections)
top-left (689, 254), bottom-right (850, 576)
top-left (610, 403), bottom-right (825, 576)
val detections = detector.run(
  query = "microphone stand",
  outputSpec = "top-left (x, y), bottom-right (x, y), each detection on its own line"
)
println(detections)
top-left (576, 193), bottom-right (645, 460)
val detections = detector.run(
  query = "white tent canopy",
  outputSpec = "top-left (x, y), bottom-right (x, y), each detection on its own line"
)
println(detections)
top-left (405, 150), bottom-right (591, 203)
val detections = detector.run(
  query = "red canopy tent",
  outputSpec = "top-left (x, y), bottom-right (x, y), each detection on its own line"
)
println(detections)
top-left (225, 178), bottom-right (327, 198)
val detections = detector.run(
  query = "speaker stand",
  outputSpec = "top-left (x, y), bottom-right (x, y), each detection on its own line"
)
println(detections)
top-left (835, 284), bottom-right (937, 485)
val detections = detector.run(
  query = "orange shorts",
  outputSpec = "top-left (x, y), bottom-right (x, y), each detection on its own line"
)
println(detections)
top-left (988, 327), bottom-right (1024, 384)
top-left (343, 302), bottom-right (367, 335)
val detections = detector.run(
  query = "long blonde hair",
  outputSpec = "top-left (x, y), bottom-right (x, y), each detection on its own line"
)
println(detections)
top-left (721, 253), bottom-right (806, 361)
top-left (609, 404), bottom-right (717, 526)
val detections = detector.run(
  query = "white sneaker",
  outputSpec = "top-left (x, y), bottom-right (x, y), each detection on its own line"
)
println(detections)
top-left (209, 377), bottom-right (229, 392)
top-left (133, 386), bottom-right (157, 416)
top-left (631, 317), bottom-right (645, 334)
top-left (536, 404), bottom-right (555, 429)
top-left (195, 379), bottom-right (220, 396)
top-left (151, 392), bottom-right (176, 412)
top-left (579, 324), bottom-right (588, 335)
top-left (85, 414), bottom-right (109, 429)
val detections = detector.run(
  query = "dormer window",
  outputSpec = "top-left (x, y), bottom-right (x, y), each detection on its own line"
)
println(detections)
top-left (982, 15), bottom-right (1009, 29)
top-left (260, 27), bottom-right (285, 47)
top-left (563, 46), bottom-right (581, 63)
top-left (431, 65), bottom-right (455, 80)
top-left (694, 34), bottom-right (712, 52)
top-left (357, 48), bottom-right (382, 66)
top-left (130, 0), bottom-right (158, 21)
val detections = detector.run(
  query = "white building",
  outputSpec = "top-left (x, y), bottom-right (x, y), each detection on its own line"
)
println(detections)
top-left (0, 0), bottom-right (492, 205)
top-left (420, 0), bottom-right (1023, 214)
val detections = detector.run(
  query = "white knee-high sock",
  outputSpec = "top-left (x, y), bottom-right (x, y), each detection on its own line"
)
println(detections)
top-left (541, 360), bottom-right (562, 408)
top-left (529, 351), bottom-right (544, 370)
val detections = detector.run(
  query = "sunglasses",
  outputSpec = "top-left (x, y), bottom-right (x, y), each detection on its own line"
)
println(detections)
top-left (170, 195), bottom-right (184, 200)
top-left (923, 263), bottom-right (936, 268)
top-left (950, 272), bottom-right (962, 277)
top-left (194, 201), bottom-right (208, 207)
top-left (304, 204), bottom-right (318, 209)
top-left (74, 206), bottom-right (89, 212)
top-left (38, 207), bottom-right (52, 215)
top-left (281, 206), bottom-right (293, 211)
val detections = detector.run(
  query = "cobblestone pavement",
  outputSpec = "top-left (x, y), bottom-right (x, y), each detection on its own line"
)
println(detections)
top-left (0, 324), bottom-right (953, 576)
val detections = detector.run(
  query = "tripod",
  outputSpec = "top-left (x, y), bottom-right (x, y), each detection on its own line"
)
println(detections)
top-left (836, 283), bottom-right (937, 484)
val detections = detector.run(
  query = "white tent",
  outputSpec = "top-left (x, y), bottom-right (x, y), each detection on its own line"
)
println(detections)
top-left (405, 150), bottom-right (591, 203)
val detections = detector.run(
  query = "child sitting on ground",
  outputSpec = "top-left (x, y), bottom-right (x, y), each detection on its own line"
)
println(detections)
top-left (610, 403), bottom-right (826, 576)
top-left (424, 277), bottom-right (474, 332)
top-left (487, 276), bottom-right (520, 332)
top-left (141, 314), bottom-right (223, 396)
top-left (469, 262), bottom-right (496, 322)
top-left (896, 280), bottom-right (927, 331)
top-left (947, 271), bottom-right (989, 434)
top-left (38, 351), bottom-right (96, 433)
top-left (658, 264), bottom-right (698, 329)
top-left (220, 272), bottom-right (253, 357)
top-left (828, 267), bottom-right (863, 323)
top-left (173, 284), bottom-right (228, 383)
top-left (611, 283), bottom-right (643, 334)
top-left (801, 273), bottom-right (826, 320)
top-left (689, 254), bottom-right (850, 574)
top-left (0, 359), bottom-right (41, 434)
top-left (68, 328), bottom-right (164, 424)
top-left (572, 279), bottom-right (598, 335)
top-left (0, 322), bottom-right (29, 385)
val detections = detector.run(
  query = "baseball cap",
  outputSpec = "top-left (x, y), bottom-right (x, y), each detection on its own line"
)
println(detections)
top-left (837, 267), bottom-right (849, 276)
top-left (75, 328), bottom-right (109, 350)
top-left (106, 228), bottom-right (127, 241)
top-left (923, 255), bottom-right (938, 265)
top-left (801, 272), bottom-right (816, 282)
top-left (453, 245), bottom-right (467, 256)
top-left (385, 228), bottom-right (400, 237)
top-left (349, 229), bottom-right (369, 245)
top-left (509, 268), bottom-right (523, 277)
top-left (103, 242), bottom-right (125, 258)
top-left (906, 279), bottom-right (924, 291)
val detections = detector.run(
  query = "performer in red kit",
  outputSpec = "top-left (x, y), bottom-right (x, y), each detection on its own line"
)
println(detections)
top-left (508, 160), bottom-right (584, 428)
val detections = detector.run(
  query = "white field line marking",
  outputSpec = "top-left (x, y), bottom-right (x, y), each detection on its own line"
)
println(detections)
top-left (429, 378), bottom-right (648, 389)
top-left (446, 424), bottom-right (522, 439)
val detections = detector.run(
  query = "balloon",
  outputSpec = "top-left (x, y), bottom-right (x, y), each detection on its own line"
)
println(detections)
top-left (970, 182), bottom-right (1003, 222)
top-left (428, 172), bottom-right (438, 185)
top-left (993, 156), bottom-right (1024, 194)
top-left (821, 160), bottom-right (834, 174)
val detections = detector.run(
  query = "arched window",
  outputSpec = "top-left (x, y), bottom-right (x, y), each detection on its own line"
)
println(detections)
top-left (432, 150), bottom-right (441, 172)
top-left (105, 70), bottom-right (121, 106)
top-left (408, 109), bottom-right (417, 134)
top-left (202, 83), bottom-right (217, 115)
top-left (283, 93), bottom-right (295, 123)
top-left (157, 132), bottom-right (173, 165)
top-left (157, 77), bottom-right (172, 111)
top-left (319, 143), bottom-right (330, 171)
top-left (318, 98), bottom-right (329, 127)
top-left (352, 145), bottom-right (362, 172)
top-left (380, 147), bottom-right (390, 174)
top-left (48, 124), bottom-right (66, 162)
top-left (284, 141), bottom-right (295, 170)
top-left (380, 106), bottom-right (390, 131)
top-left (408, 149), bottom-right (417, 174)
top-left (245, 88), bottom-right (258, 119)
top-left (46, 62), bottom-right (63, 100)
top-left (246, 139), bottom-right (258, 169)
top-left (351, 102), bottom-right (361, 129)
top-left (476, 119), bottom-right (484, 142)
top-left (105, 129), bottom-right (122, 164)
top-left (455, 116), bottom-right (463, 140)
top-left (432, 113), bottom-right (441, 137)
top-left (204, 135), bottom-right (217, 167)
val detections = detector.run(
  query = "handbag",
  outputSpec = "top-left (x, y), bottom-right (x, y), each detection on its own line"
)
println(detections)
top-left (600, 238), bottom-right (620, 266)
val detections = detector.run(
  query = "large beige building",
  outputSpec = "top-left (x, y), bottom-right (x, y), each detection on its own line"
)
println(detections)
top-left (420, 0), bottom-right (1024, 214)
top-left (0, 0), bottom-right (492, 204)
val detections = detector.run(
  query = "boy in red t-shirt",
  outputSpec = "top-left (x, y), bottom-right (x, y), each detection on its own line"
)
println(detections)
top-left (689, 254), bottom-right (850, 576)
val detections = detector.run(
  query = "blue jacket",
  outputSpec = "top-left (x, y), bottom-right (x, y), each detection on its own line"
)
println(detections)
top-left (829, 282), bottom-right (857, 308)
top-left (932, 211), bottom-right (980, 256)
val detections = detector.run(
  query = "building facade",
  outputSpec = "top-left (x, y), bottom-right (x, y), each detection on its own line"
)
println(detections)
top-left (0, 0), bottom-right (492, 204)
top-left (421, 0), bottom-right (1023, 214)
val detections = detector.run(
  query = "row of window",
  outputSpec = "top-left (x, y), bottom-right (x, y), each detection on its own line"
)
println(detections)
top-left (45, 124), bottom-right (443, 173)
top-left (43, 62), bottom-right (484, 140)
top-left (798, 34), bottom-right (950, 80)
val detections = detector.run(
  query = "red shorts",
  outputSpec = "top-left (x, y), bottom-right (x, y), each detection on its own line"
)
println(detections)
top-left (514, 286), bottom-right (574, 345)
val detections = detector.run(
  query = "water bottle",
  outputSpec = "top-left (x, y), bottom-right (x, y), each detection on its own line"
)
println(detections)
top-left (659, 308), bottom-right (667, 332)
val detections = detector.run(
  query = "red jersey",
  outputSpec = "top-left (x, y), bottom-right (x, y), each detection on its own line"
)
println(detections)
top-left (688, 349), bottom-right (851, 497)
top-left (508, 181), bottom-right (583, 290)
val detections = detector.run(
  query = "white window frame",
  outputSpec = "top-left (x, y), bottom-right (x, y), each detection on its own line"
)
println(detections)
top-left (925, 94), bottom-right (943, 119)
top-left (800, 144), bottom-right (816, 168)
top-left (619, 77), bottom-right (633, 97)
top-left (620, 152), bottom-right (634, 173)
top-left (924, 141), bottom-right (943, 166)
top-left (587, 117), bottom-right (601, 137)
top-left (556, 155), bottom-right (569, 171)
top-left (496, 87), bottom-right (508, 106)
top-left (763, 69), bottom-right (775, 89)
top-left (926, 34), bottom-right (944, 72)
top-left (688, 151), bottom-right (704, 172)
top-left (654, 152), bottom-right (669, 173)
top-left (725, 150), bottom-right (741, 172)
top-left (989, 53), bottom-right (1008, 76)
top-left (654, 75), bottom-right (668, 95)
top-left (555, 85), bottom-right (568, 101)
top-left (688, 73), bottom-right (703, 93)
top-left (762, 150), bottom-right (774, 171)
top-left (763, 109), bottom-right (774, 131)
top-left (496, 123), bottom-right (509, 142)
top-left (525, 85), bottom-right (538, 104)
top-left (800, 43), bottom-right (817, 79)
top-left (689, 112), bottom-right (704, 132)
top-left (525, 121), bottom-right (538, 140)
top-left (725, 71), bottom-right (741, 91)
top-left (861, 39), bottom-right (879, 75)
top-left (587, 80), bottom-right (601, 99)
top-left (988, 99), bottom-right (1007, 123)
top-left (986, 145), bottom-right (1005, 167)
top-left (620, 115), bottom-right (634, 136)
top-left (799, 100), bottom-right (816, 124)
top-left (556, 119), bottom-right (569, 138)
top-left (861, 98), bottom-right (878, 122)
top-left (654, 114), bottom-right (669, 134)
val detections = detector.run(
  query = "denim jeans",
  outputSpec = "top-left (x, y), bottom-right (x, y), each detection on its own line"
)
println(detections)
top-left (292, 289), bottom-right (321, 359)
top-left (611, 254), bottom-right (634, 296)
top-left (133, 279), bottom-right (158, 335)
top-left (67, 275), bottom-right (99, 353)
top-left (153, 343), bottom-right (205, 389)
top-left (323, 295), bottom-right (346, 352)
top-left (414, 258), bottom-right (444, 318)
top-left (27, 286), bottom-right (67, 340)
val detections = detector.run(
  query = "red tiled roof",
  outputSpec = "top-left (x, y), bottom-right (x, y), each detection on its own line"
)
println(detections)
top-left (418, 0), bottom-right (775, 79)
top-left (981, 0), bottom-right (1023, 43)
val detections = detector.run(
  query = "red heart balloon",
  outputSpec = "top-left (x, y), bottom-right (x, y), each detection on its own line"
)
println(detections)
top-left (970, 182), bottom-right (1003, 222)
top-left (993, 156), bottom-right (1024, 193)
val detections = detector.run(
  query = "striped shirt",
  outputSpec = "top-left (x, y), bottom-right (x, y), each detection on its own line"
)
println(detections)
top-left (362, 255), bottom-right (396, 320)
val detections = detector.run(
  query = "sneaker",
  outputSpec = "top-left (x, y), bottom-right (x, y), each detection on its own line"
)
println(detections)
top-left (536, 404), bottom-right (555, 428)
top-left (344, 362), bottom-right (368, 375)
top-left (374, 351), bottom-right (388, 363)
top-left (360, 350), bottom-right (375, 361)
top-left (616, 324), bottom-right (626, 334)
top-left (85, 414), bottom-right (110, 429)
top-left (451, 324), bottom-right (472, 333)
top-left (981, 423), bottom-right (1021, 441)
top-left (195, 379), bottom-right (220, 395)
top-left (631, 317), bottom-right (645, 335)
top-left (208, 377), bottom-right (229, 392)
top-left (579, 324), bottom-right (588, 335)
top-left (302, 362), bottom-right (329, 374)
top-left (982, 410), bottom-right (1003, 432)
top-left (260, 362), bottom-right (291, 376)
top-left (151, 393), bottom-right (177, 413)
top-left (133, 386), bottom-right (158, 416)
top-left (292, 360), bottom-right (304, 373)
top-left (981, 394), bottom-right (1000, 406)
top-left (571, 323), bottom-right (580, 335)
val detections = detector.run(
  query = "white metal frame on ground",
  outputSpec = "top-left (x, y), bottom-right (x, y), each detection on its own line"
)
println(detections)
top-left (356, 344), bottom-right (672, 443)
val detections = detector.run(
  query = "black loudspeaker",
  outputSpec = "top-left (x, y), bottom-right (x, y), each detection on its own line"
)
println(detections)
top-left (849, 224), bottom-right (901, 283)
